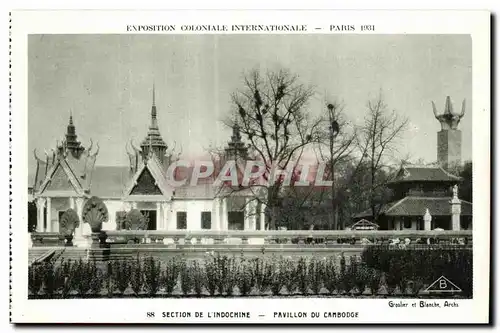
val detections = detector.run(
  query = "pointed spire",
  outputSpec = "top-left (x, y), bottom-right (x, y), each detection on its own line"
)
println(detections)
top-left (152, 82), bottom-right (156, 107)
top-left (140, 83), bottom-right (168, 163)
top-left (69, 109), bottom-right (73, 125)
top-left (150, 83), bottom-right (158, 129)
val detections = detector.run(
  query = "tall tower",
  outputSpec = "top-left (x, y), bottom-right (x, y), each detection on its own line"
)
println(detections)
top-left (140, 84), bottom-right (168, 163)
top-left (58, 111), bottom-right (85, 159)
top-left (224, 123), bottom-right (248, 162)
top-left (432, 96), bottom-right (466, 170)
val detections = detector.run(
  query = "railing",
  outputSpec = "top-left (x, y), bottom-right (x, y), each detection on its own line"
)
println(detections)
top-left (31, 232), bottom-right (65, 247)
top-left (30, 230), bottom-right (473, 248)
top-left (103, 230), bottom-right (473, 247)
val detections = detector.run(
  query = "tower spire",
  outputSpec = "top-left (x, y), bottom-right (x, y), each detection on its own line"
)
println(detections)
top-left (151, 83), bottom-right (158, 129)
top-left (140, 84), bottom-right (168, 163)
top-left (60, 110), bottom-right (85, 159)
top-left (152, 82), bottom-right (156, 107)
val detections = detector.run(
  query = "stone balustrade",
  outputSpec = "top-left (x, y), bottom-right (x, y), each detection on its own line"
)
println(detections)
top-left (31, 230), bottom-right (472, 248)
top-left (103, 230), bottom-right (472, 247)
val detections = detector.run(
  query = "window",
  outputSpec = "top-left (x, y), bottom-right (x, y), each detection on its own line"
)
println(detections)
top-left (460, 218), bottom-right (470, 230)
top-left (228, 211), bottom-right (244, 230)
top-left (140, 210), bottom-right (157, 230)
top-left (201, 211), bottom-right (211, 230)
top-left (403, 218), bottom-right (412, 229)
top-left (176, 211), bottom-right (187, 230)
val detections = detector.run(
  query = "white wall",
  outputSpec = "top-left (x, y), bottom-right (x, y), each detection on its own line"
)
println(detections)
top-left (102, 199), bottom-right (130, 231)
top-left (170, 200), bottom-right (214, 231)
top-left (49, 197), bottom-right (71, 233)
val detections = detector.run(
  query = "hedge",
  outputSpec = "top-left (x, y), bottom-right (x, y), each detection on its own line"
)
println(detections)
top-left (28, 250), bottom-right (471, 298)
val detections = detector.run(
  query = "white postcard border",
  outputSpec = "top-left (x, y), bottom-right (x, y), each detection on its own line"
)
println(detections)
top-left (10, 10), bottom-right (491, 324)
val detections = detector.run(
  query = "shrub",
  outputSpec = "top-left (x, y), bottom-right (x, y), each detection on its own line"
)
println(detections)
top-left (269, 258), bottom-right (285, 296)
top-left (103, 261), bottom-right (115, 297)
top-left (41, 260), bottom-right (62, 297)
top-left (236, 259), bottom-right (254, 296)
top-left (204, 256), bottom-right (218, 296)
top-left (112, 260), bottom-right (131, 295)
top-left (180, 261), bottom-right (194, 296)
top-left (143, 256), bottom-right (162, 296)
top-left (130, 256), bottom-right (143, 297)
top-left (89, 261), bottom-right (104, 296)
top-left (296, 257), bottom-right (309, 295)
top-left (385, 257), bottom-right (404, 295)
top-left (252, 257), bottom-right (273, 294)
top-left (162, 258), bottom-right (181, 295)
top-left (28, 264), bottom-right (44, 296)
top-left (308, 258), bottom-right (324, 295)
top-left (338, 256), bottom-right (355, 295)
top-left (322, 257), bottom-right (338, 295)
top-left (192, 261), bottom-right (204, 297)
top-left (59, 259), bottom-right (74, 298)
top-left (72, 259), bottom-right (93, 297)
top-left (204, 254), bottom-right (237, 296)
top-left (282, 258), bottom-right (297, 295)
top-left (352, 261), bottom-right (370, 296)
top-left (361, 246), bottom-right (472, 297)
top-left (366, 267), bottom-right (382, 295)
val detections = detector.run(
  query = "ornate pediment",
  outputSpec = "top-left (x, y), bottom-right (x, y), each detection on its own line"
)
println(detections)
top-left (130, 168), bottom-right (162, 195)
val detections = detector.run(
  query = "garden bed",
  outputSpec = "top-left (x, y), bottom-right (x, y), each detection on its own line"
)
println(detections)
top-left (28, 247), bottom-right (472, 299)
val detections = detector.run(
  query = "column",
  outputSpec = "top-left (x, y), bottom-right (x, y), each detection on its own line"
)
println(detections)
top-left (46, 197), bottom-right (52, 232)
top-left (161, 203), bottom-right (169, 230)
top-left (451, 198), bottom-right (461, 231)
top-left (423, 209), bottom-right (432, 231)
top-left (69, 197), bottom-right (75, 210)
top-left (248, 199), bottom-right (256, 230)
top-left (222, 198), bottom-right (228, 231)
top-left (212, 198), bottom-right (221, 231)
top-left (260, 203), bottom-right (266, 231)
top-left (74, 197), bottom-right (86, 247)
top-left (36, 198), bottom-right (46, 232)
top-left (244, 198), bottom-right (250, 231)
top-left (156, 202), bottom-right (162, 230)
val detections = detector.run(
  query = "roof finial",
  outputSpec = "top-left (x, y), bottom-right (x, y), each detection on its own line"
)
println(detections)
top-left (69, 109), bottom-right (73, 125)
top-left (152, 82), bottom-right (156, 107)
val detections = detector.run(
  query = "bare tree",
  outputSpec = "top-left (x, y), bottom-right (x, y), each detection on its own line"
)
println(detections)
top-left (316, 100), bottom-right (357, 230)
top-left (357, 92), bottom-right (409, 221)
top-left (224, 68), bottom-right (323, 229)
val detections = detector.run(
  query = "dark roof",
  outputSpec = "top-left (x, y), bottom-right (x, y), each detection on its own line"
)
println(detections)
top-left (389, 165), bottom-right (462, 184)
top-left (354, 196), bottom-right (472, 218)
top-left (173, 183), bottom-right (216, 199)
top-left (347, 219), bottom-right (380, 229)
top-left (89, 166), bottom-right (132, 198)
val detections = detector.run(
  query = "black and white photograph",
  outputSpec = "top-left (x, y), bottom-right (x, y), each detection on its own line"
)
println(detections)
top-left (9, 10), bottom-right (490, 324)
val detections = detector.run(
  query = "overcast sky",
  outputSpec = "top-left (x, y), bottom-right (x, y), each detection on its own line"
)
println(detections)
top-left (28, 34), bottom-right (472, 171)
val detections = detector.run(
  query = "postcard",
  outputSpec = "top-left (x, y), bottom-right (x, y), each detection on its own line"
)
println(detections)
top-left (9, 9), bottom-right (491, 324)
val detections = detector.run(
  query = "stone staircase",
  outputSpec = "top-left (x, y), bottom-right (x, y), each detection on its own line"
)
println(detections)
top-left (28, 248), bottom-right (59, 265)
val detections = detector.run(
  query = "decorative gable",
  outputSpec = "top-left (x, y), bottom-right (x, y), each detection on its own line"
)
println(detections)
top-left (123, 154), bottom-right (173, 199)
top-left (130, 168), bottom-right (162, 195)
top-left (38, 158), bottom-right (84, 196)
top-left (44, 164), bottom-right (77, 192)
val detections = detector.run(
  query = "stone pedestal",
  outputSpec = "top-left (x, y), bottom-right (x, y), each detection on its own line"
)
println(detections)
top-left (73, 197), bottom-right (87, 247)
top-left (88, 232), bottom-right (110, 261)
